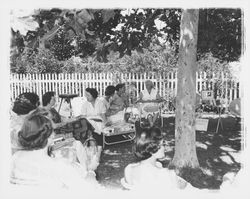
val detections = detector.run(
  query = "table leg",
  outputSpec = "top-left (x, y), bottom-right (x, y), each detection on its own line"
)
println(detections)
top-left (69, 100), bottom-right (73, 118)
top-left (57, 98), bottom-right (63, 114)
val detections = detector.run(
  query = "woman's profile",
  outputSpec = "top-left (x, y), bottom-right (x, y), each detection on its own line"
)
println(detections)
top-left (121, 127), bottom-right (189, 190)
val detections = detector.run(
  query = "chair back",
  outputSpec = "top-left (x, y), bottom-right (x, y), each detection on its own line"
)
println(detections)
top-left (228, 98), bottom-right (241, 117)
top-left (71, 97), bottom-right (87, 117)
top-left (201, 90), bottom-right (214, 101)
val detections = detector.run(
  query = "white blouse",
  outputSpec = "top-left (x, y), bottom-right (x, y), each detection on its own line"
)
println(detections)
top-left (10, 148), bottom-right (99, 190)
top-left (141, 88), bottom-right (158, 101)
top-left (81, 97), bottom-right (106, 117)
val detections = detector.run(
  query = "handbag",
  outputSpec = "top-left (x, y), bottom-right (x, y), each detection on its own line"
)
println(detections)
top-left (54, 117), bottom-right (94, 144)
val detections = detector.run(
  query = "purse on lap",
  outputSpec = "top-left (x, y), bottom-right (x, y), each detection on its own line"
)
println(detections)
top-left (54, 117), bottom-right (94, 144)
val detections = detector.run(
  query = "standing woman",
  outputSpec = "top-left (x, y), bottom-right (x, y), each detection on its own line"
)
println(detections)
top-left (81, 88), bottom-right (106, 163)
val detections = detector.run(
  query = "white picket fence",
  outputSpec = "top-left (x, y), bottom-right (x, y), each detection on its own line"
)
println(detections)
top-left (10, 72), bottom-right (240, 106)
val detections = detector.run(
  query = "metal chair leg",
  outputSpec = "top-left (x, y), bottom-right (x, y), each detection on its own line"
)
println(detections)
top-left (69, 100), bottom-right (73, 118)
top-left (215, 107), bottom-right (223, 134)
top-left (57, 98), bottom-right (63, 114)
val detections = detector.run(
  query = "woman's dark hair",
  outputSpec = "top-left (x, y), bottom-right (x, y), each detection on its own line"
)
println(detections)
top-left (115, 83), bottom-right (125, 91)
top-left (134, 127), bottom-right (163, 161)
top-left (12, 92), bottom-right (40, 115)
top-left (18, 114), bottom-right (53, 150)
top-left (42, 91), bottom-right (55, 106)
top-left (85, 88), bottom-right (98, 99)
top-left (105, 85), bottom-right (116, 96)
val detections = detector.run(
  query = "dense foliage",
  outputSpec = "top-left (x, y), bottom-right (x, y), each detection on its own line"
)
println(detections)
top-left (10, 8), bottom-right (242, 74)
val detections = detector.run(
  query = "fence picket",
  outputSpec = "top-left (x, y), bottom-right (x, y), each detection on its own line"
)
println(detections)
top-left (10, 72), bottom-right (239, 106)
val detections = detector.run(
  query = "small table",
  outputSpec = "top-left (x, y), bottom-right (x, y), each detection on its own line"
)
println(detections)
top-left (102, 123), bottom-right (136, 148)
top-left (58, 94), bottom-right (79, 118)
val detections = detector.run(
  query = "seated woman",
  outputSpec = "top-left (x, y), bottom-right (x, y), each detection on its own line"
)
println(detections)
top-left (10, 114), bottom-right (100, 189)
top-left (30, 107), bottom-right (99, 173)
top-left (42, 91), bottom-right (62, 123)
top-left (121, 127), bottom-right (190, 190)
top-left (80, 88), bottom-right (106, 163)
top-left (10, 92), bottom-right (40, 154)
top-left (105, 83), bottom-right (127, 124)
top-left (102, 85), bottom-right (116, 110)
top-left (137, 80), bottom-right (162, 127)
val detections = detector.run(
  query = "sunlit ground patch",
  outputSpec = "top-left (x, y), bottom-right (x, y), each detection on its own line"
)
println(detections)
top-left (228, 137), bottom-right (241, 141)
top-left (104, 159), bottom-right (121, 168)
top-left (219, 155), bottom-right (235, 164)
top-left (220, 146), bottom-right (237, 152)
top-left (104, 149), bottom-right (122, 155)
top-left (205, 141), bottom-right (212, 145)
top-left (196, 141), bottom-right (208, 150)
top-left (201, 167), bottom-right (213, 176)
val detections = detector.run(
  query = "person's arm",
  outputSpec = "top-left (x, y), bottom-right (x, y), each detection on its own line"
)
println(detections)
top-left (100, 113), bottom-right (106, 123)
top-left (136, 92), bottom-right (144, 103)
top-left (97, 99), bottom-right (107, 122)
top-left (156, 91), bottom-right (161, 100)
top-left (80, 102), bottom-right (88, 118)
top-left (122, 93), bottom-right (130, 108)
top-left (152, 92), bottom-right (163, 103)
top-left (74, 140), bottom-right (88, 170)
top-left (124, 164), bottom-right (133, 187)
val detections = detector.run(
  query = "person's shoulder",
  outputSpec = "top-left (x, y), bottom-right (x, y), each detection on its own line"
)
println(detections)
top-left (96, 97), bottom-right (107, 106)
top-left (82, 100), bottom-right (90, 106)
top-left (125, 162), bottom-right (140, 173)
top-left (97, 97), bottom-right (105, 103)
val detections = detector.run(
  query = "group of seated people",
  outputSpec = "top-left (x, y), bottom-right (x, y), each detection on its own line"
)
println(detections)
top-left (9, 80), bottom-right (240, 192)
top-left (10, 80), bottom-right (189, 191)
top-left (9, 82), bottom-right (133, 188)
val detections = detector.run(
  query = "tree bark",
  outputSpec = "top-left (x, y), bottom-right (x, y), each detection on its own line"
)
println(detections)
top-left (169, 9), bottom-right (200, 169)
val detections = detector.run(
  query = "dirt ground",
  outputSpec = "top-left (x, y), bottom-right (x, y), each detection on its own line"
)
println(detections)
top-left (96, 113), bottom-right (242, 190)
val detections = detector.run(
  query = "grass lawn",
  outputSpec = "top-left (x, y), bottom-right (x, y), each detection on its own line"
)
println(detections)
top-left (97, 113), bottom-right (242, 190)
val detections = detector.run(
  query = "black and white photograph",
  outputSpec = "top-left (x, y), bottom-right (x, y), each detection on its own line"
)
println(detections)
top-left (0, 0), bottom-right (249, 198)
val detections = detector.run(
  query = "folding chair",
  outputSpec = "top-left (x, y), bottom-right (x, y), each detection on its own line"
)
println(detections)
top-left (228, 98), bottom-right (241, 128)
top-left (71, 96), bottom-right (86, 117)
top-left (200, 90), bottom-right (216, 112)
top-left (160, 98), bottom-right (175, 128)
top-left (138, 102), bottom-right (161, 128)
top-left (228, 98), bottom-right (241, 118)
top-left (200, 90), bottom-right (223, 133)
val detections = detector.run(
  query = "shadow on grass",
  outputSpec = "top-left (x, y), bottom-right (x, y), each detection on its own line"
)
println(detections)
top-left (97, 115), bottom-right (242, 190)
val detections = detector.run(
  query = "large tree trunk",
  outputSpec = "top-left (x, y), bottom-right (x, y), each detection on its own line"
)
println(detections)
top-left (169, 9), bottom-right (200, 169)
